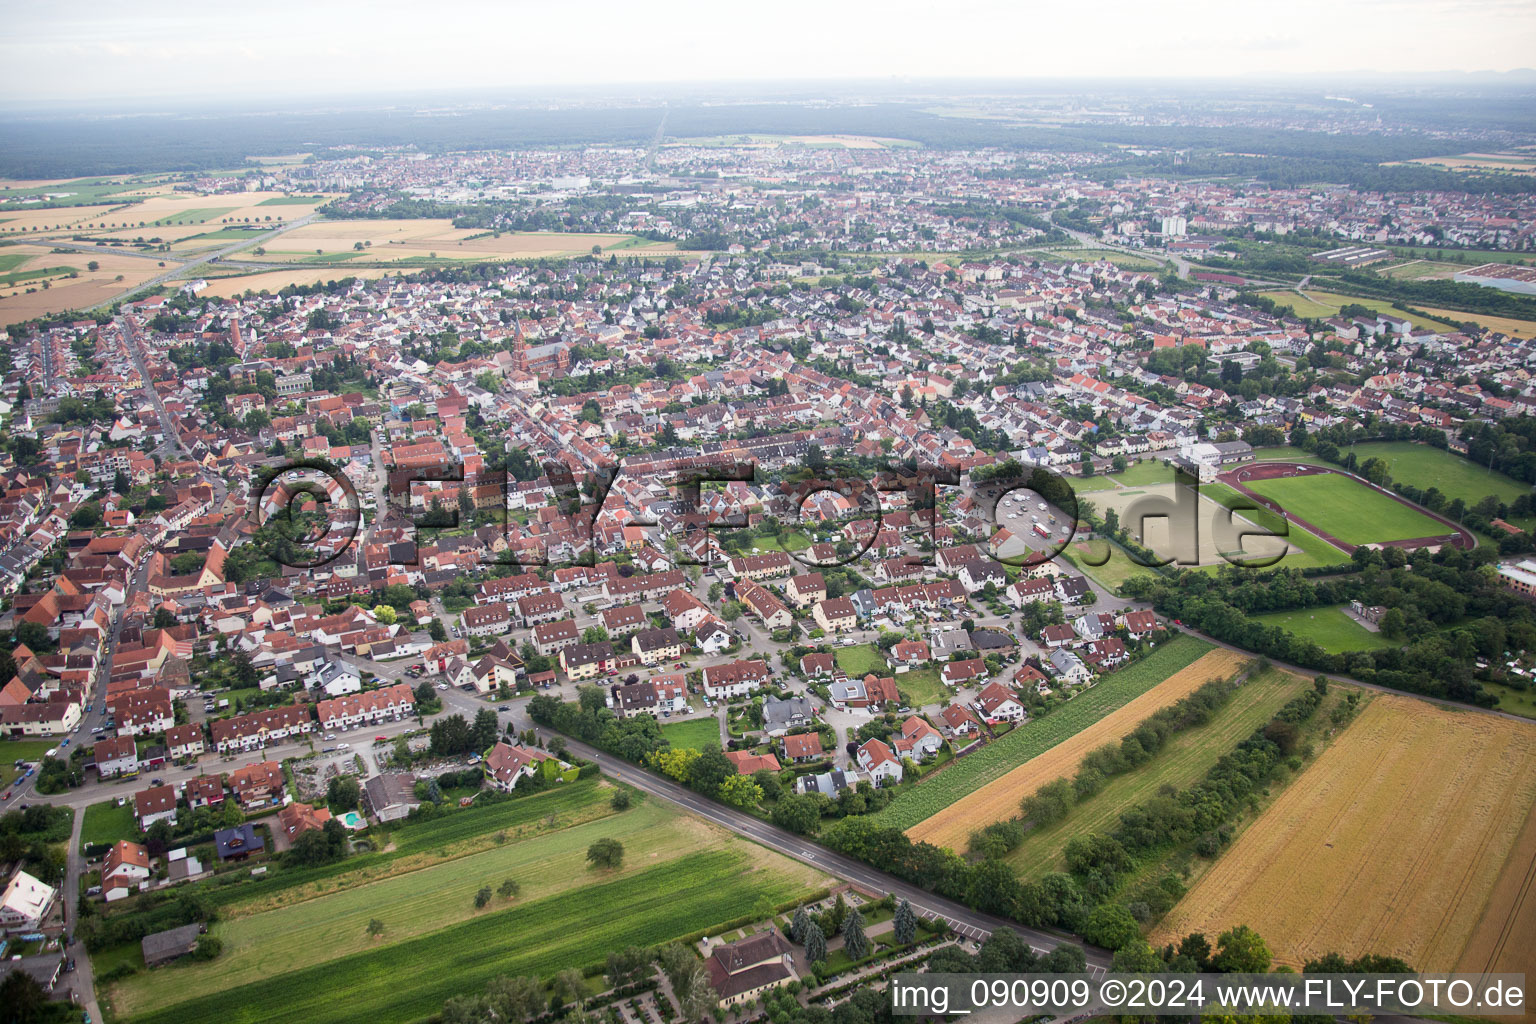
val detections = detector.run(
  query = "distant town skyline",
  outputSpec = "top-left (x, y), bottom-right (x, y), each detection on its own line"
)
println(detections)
top-left (3, 0), bottom-right (1534, 108)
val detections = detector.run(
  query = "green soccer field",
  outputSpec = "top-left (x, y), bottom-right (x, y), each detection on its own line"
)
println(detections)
top-left (1243, 472), bottom-right (1446, 545)
top-left (1255, 443), bottom-right (1534, 529)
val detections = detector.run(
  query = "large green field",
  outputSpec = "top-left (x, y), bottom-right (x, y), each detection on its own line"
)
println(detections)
top-left (1107, 459), bottom-right (1177, 488)
top-left (1198, 482), bottom-right (1352, 570)
top-left (1243, 472), bottom-right (1445, 545)
top-left (1005, 668), bottom-right (1310, 879)
top-left (1255, 289), bottom-right (1460, 330)
top-left (660, 715), bottom-right (722, 751)
top-left (124, 845), bottom-right (823, 1024)
top-left (1324, 442), bottom-right (1532, 527)
top-left (1251, 606), bottom-right (1398, 654)
top-left (112, 799), bottom-right (803, 1018)
top-left (148, 206), bottom-right (236, 226)
top-left (199, 780), bottom-right (616, 911)
top-left (873, 636), bottom-right (1215, 830)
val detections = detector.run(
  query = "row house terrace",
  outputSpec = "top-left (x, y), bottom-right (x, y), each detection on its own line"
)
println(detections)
top-left (316, 683), bottom-right (416, 732)
top-left (209, 705), bottom-right (314, 754)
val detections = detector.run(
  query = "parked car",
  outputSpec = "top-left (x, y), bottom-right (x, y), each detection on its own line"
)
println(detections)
top-left (436, 682), bottom-right (448, 690)
top-left (151, 777), bottom-right (164, 786)
top-left (497, 705), bottom-right (510, 712)
top-left (337, 743), bottom-right (350, 750)
top-left (374, 736), bottom-right (388, 743)
top-left (324, 733), bottom-right (337, 740)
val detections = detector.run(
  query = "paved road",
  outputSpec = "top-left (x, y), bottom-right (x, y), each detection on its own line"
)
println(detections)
top-left (88, 213), bottom-right (319, 311)
top-left (62, 810), bottom-right (103, 1024)
top-left (1046, 213), bottom-right (1190, 279)
top-left (553, 733), bottom-right (1110, 971)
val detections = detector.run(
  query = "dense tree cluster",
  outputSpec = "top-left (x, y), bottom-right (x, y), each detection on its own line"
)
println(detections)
top-left (1124, 547), bottom-right (1534, 705)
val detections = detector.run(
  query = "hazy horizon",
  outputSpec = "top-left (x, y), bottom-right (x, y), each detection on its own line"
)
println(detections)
top-left (3, 0), bottom-right (1535, 110)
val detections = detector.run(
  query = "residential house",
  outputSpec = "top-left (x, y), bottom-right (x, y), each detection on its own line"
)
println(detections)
top-left (632, 626), bottom-right (685, 666)
top-left (484, 742), bottom-right (553, 791)
top-left (93, 735), bottom-right (138, 778)
top-left (973, 681), bottom-right (1026, 724)
top-left (891, 716), bottom-right (943, 762)
top-left (784, 573), bottom-right (826, 608)
top-left (276, 801), bottom-right (333, 839)
top-left (812, 597), bottom-right (857, 634)
top-left (702, 659), bottom-right (770, 699)
top-left (761, 695), bottom-right (814, 735)
top-left (855, 738), bottom-right (903, 783)
top-left (134, 784), bottom-right (179, 831)
top-left (229, 760), bottom-right (284, 809)
top-left (779, 732), bottom-right (824, 763)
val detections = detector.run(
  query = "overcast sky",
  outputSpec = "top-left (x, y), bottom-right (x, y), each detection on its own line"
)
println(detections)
top-left (3, 0), bottom-right (1534, 108)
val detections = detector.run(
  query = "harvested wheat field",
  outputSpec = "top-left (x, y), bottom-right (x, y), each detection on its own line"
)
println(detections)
top-left (246, 220), bottom-right (678, 263)
top-left (905, 649), bottom-right (1249, 850)
top-left (1153, 694), bottom-right (1536, 975)
top-left (1457, 782), bottom-right (1536, 982)
top-left (199, 266), bottom-right (402, 297)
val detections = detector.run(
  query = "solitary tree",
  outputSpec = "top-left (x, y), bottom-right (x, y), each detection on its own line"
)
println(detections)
top-left (367, 918), bottom-right (385, 936)
top-left (498, 878), bottom-right (520, 899)
top-left (475, 886), bottom-right (493, 908)
top-left (586, 837), bottom-right (624, 869)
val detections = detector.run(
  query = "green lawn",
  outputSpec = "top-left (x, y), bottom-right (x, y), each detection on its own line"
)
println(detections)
top-left (1006, 668), bottom-right (1309, 879)
top-left (660, 715), bottom-right (722, 751)
top-left (1257, 289), bottom-right (1460, 330)
top-left (81, 798), bottom-right (138, 849)
top-left (1198, 482), bottom-right (1352, 570)
top-left (1481, 680), bottom-right (1536, 720)
top-left (1251, 606), bottom-right (1398, 654)
top-left (1243, 472), bottom-right (1445, 545)
top-left (1253, 445), bottom-right (1329, 465)
top-left (1326, 442), bottom-right (1533, 527)
top-left (1068, 474), bottom-right (1120, 493)
top-left (749, 533), bottom-right (810, 553)
top-left (177, 228), bottom-right (267, 242)
top-left (893, 666), bottom-right (948, 708)
top-left (1107, 459), bottom-right (1177, 488)
top-left (257, 195), bottom-right (327, 206)
top-left (874, 636), bottom-right (1215, 831)
top-left (123, 847), bottom-right (823, 1024)
top-left (1052, 248), bottom-right (1164, 270)
top-left (1257, 290), bottom-right (1338, 318)
top-left (835, 644), bottom-right (890, 679)
top-left (1064, 541), bottom-right (1159, 595)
